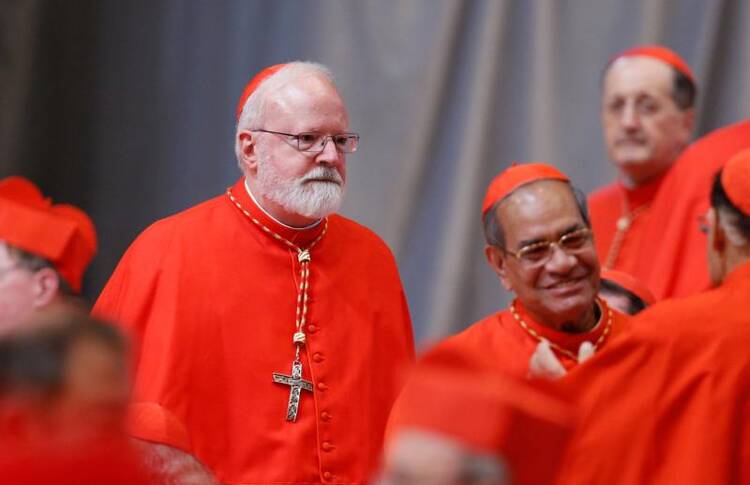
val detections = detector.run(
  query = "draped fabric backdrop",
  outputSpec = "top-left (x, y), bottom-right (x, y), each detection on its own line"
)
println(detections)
top-left (2, 0), bottom-right (749, 344)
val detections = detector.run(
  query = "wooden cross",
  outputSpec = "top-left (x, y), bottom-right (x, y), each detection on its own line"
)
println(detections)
top-left (272, 360), bottom-right (313, 422)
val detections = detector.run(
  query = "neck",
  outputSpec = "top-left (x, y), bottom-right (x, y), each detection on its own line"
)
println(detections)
top-left (721, 246), bottom-right (750, 282)
top-left (528, 301), bottom-right (599, 334)
top-left (244, 179), bottom-right (321, 229)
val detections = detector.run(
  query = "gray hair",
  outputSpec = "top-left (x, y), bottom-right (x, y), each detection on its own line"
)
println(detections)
top-left (483, 184), bottom-right (591, 248)
top-left (234, 61), bottom-right (337, 170)
top-left (5, 243), bottom-right (73, 295)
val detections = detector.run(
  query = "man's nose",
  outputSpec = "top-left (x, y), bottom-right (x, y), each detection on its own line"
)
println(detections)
top-left (545, 244), bottom-right (577, 272)
top-left (621, 103), bottom-right (640, 130)
top-left (316, 137), bottom-right (343, 164)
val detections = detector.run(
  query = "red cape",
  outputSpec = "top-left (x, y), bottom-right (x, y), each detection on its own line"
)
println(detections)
top-left (438, 299), bottom-right (630, 378)
top-left (94, 178), bottom-right (415, 484)
top-left (557, 261), bottom-right (750, 484)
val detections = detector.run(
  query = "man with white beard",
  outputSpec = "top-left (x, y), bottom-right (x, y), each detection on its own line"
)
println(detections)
top-left (94, 62), bottom-right (415, 485)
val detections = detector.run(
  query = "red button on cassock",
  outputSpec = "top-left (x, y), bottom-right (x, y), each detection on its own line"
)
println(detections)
top-left (313, 352), bottom-right (325, 363)
top-left (323, 471), bottom-right (333, 481)
top-left (320, 411), bottom-right (332, 421)
top-left (322, 441), bottom-right (334, 452)
top-left (317, 382), bottom-right (328, 391)
top-left (307, 324), bottom-right (318, 334)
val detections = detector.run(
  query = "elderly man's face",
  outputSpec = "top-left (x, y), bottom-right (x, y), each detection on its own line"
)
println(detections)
top-left (601, 56), bottom-right (692, 187)
top-left (0, 243), bottom-right (39, 335)
top-left (490, 181), bottom-right (600, 330)
top-left (249, 74), bottom-right (349, 226)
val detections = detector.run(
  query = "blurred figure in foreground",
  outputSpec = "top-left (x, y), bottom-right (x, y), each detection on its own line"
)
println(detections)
top-left (381, 344), bottom-right (575, 485)
top-left (557, 149), bottom-right (750, 484)
top-left (0, 307), bottom-right (151, 484)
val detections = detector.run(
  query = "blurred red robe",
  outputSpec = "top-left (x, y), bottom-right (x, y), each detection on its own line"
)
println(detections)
top-left (590, 118), bottom-right (750, 300)
top-left (439, 298), bottom-right (629, 378)
top-left (93, 178), bottom-right (415, 484)
top-left (557, 261), bottom-right (750, 484)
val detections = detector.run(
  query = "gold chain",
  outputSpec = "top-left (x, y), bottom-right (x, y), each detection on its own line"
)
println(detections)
top-left (604, 203), bottom-right (649, 270)
top-left (226, 187), bottom-right (327, 359)
top-left (509, 298), bottom-right (612, 361)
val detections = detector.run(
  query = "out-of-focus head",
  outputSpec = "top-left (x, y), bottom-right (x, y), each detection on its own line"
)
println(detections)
top-left (0, 307), bottom-right (129, 444)
top-left (235, 62), bottom-right (356, 227)
top-left (0, 177), bottom-right (96, 335)
top-left (381, 344), bottom-right (574, 485)
top-left (599, 269), bottom-right (655, 315)
top-left (707, 149), bottom-right (750, 286)
top-left (482, 163), bottom-right (600, 331)
top-left (601, 45), bottom-right (696, 187)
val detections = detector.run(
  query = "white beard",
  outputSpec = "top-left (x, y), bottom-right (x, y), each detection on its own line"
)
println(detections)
top-left (255, 156), bottom-right (345, 220)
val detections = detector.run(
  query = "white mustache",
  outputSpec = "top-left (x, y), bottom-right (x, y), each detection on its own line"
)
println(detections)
top-left (301, 167), bottom-right (344, 185)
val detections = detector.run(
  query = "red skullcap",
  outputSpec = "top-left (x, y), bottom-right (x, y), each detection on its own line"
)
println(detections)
top-left (0, 177), bottom-right (97, 292)
top-left (235, 63), bottom-right (288, 121)
top-left (610, 45), bottom-right (695, 84)
top-left (601, 269), bottom-right (656, 306)
top-left (386, 343), bottom-right (575, 485)
top-left (481, 162), bottom-right (569, 216)
top-left (721, 149), bottom-right (750, 216)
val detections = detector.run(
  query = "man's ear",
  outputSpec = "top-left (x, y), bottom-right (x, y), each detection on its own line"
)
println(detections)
top-left (484, 245), bottom-right (513, 291)
top-left (30, 267), bottom-right (60, 309)
top-left (238, 131), bottom-right (260, 175)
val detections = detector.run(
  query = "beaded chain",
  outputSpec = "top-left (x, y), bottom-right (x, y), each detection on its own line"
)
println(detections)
top-left (604, 204), bottom-right (649, 270)
top-left (509, 298), bottom-right (612, 362)
top-left (226, 187), bottom-right (327, 361)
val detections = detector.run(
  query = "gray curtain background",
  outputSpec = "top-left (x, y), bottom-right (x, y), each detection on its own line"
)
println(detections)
top-left (2, 0), bottom-right (749, 345)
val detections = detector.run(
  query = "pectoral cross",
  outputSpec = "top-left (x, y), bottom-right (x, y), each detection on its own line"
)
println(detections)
top-left (272, 360), bottom-right (313, 422)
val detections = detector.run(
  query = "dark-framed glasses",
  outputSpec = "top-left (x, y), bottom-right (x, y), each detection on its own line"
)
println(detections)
top-left (505, 228), bottom-right (593, 266)
top-left (251, 129), bottom-right (360, 153)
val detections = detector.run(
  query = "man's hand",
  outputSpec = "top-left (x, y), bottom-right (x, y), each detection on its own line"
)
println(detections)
top-left (528, 340), bottom-right (596, 380)
top-left (134, 440), bottom-right (221, 485)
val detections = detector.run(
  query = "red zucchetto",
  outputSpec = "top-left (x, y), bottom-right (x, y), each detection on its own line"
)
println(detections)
top-left (0, 177), bottom-right (96, 292)
top-left (235, 63), bottom-right (288, 121)
top-left (601, 269), bottom-right (656, 306)
top-left (482, 162), bottom-right (569, 216)
top-left (610, 45), bottom-right (694, 83)
top-left (721, 148), bottom-right (750, 216)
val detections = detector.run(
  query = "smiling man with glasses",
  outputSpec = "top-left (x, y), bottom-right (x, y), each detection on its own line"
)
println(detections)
top-left (94, 62), bottom-right (414, 485)
top-left (439, 163), bottom-right (630, 380)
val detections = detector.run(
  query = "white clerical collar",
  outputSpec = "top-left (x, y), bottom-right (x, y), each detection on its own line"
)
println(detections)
top-left (244, 179), bottom-right (322, 231)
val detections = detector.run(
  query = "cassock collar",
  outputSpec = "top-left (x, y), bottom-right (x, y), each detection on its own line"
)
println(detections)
top-left (618, 171), bottom-right (667, 210)
top-left (513, 298), bottom-right (612, 356)
top-left (227, 178), bottom-right (327, 248)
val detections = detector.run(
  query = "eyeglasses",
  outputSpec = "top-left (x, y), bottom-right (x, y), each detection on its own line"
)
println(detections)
top-left (504, 228), bottom-right (593, 266)
top-left (251, 129), bottom-right (360, 153)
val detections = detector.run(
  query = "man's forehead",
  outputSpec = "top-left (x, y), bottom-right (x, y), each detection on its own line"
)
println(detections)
top-left (603, 56), bottom-right (674, 95)
top-left (498, 181), bottom-right (583, 239)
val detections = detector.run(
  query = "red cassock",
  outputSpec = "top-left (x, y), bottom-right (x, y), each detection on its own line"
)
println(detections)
top-left (556, 261), bottom-right (750, 484)
top-left (93, 178), bottom-right (415, 484)
top-left (589, 118), bottom-right (750, 301)
top-left (438, 298), bottom-right (630, 378)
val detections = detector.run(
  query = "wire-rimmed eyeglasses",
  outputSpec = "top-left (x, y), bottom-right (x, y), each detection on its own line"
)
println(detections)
top-left (251, 129), bottom-right (360, 153)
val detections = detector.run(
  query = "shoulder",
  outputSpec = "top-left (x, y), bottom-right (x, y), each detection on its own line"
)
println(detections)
top-left (328, 213), bottom-right (396, 259)
top-left (444, 311), bottom-right (507, 344)
top-left (588, 182), bottom-right (620, 207)
top-left (132, 194), bottom-right (229, 245)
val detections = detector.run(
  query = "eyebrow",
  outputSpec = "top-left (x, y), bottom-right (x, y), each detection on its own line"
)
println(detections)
top-left (515, 223), bottom-right (585, 250)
